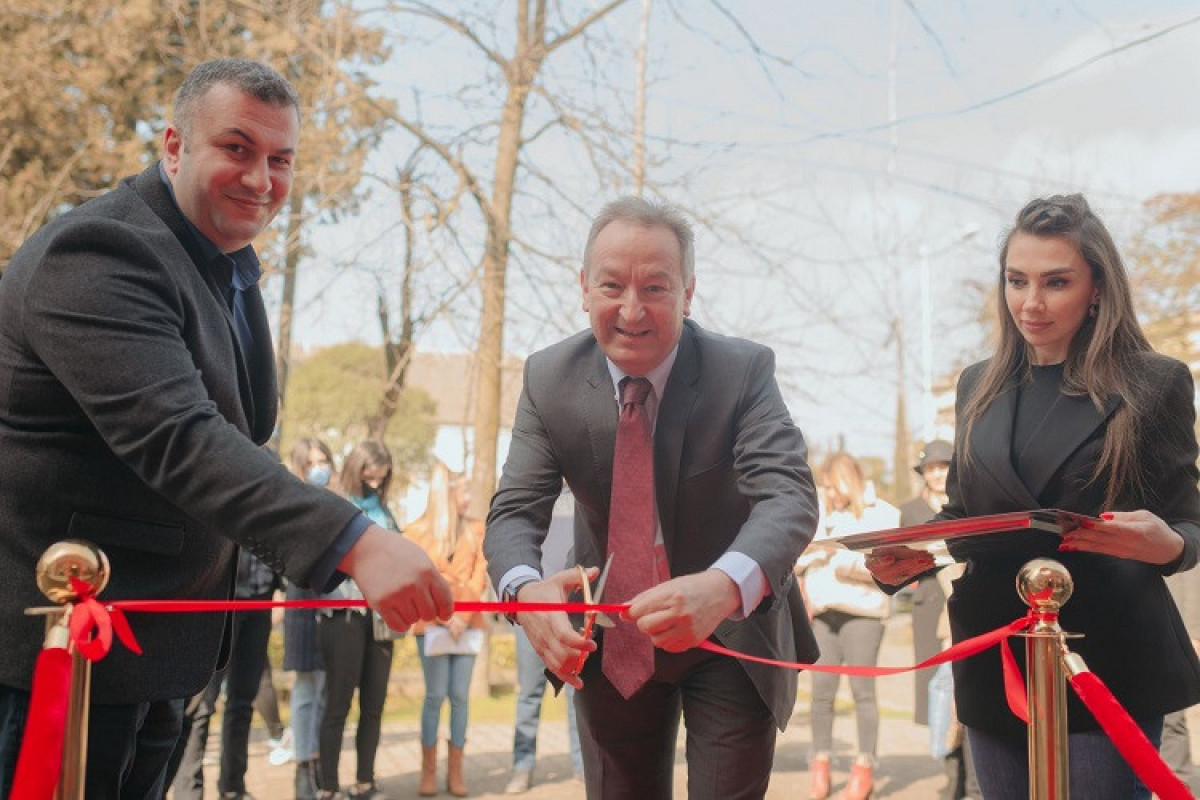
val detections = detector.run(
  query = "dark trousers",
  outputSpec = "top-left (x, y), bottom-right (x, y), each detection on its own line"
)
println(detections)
top-left (317, 611), bottom-right (393, 791)
top-left (166, 604), bottom-right (272, 798)
top-left (0, 682), bottom-right (182, 800)
top-left (573, 643), bottom-right (777, 800)
top-left (910, 574), bottom-right (946, 726)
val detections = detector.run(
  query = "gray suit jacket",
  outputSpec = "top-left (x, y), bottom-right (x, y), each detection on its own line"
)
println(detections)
top-left (485, 319), bottom-right (820, 728)
top-left (0, 165), bottom-right (359, 703)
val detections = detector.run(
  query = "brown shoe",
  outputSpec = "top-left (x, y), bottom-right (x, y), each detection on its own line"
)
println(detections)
top-left (418, 745), bottom-right (437, 797)
top-left (446, 741), bottom-right (467, 797)
top-left (809, 754), bottom-right (832, 800)
top-left (839, 761), bottom-right (874, 800)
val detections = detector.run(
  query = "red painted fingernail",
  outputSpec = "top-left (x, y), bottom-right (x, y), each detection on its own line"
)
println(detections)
top-left (1100, 512), bottom-right (1114, 521)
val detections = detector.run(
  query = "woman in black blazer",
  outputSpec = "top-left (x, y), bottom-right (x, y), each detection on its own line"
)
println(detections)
top-left (870, 194), bottom-right (1200, 800)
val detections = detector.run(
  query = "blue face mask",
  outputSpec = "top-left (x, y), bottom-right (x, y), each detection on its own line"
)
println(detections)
top-left (306, 464), bottom-right (331, 487)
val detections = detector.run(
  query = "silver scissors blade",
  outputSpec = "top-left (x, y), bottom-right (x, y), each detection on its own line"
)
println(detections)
top-left (591, 553), bottom-right (616, 627)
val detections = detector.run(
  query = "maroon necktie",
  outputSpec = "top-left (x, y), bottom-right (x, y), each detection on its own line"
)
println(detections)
top-left (602, 376), bottom-right (657, 698)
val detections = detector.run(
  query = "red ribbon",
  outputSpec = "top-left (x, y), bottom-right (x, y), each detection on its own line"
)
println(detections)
top-left (66, 577), bottom-right (142, 661)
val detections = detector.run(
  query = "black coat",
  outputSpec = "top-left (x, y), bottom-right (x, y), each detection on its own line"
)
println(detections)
top-left (0, 166), bottom-right (359, 703)
top-left (940, 354), bottom-right (1200, 737)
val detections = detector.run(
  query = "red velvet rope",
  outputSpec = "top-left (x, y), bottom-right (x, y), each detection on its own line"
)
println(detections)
top-left (9, 646), bottom-right (71, 800)
top-left (1069, 671), bottom-right (1193, 800)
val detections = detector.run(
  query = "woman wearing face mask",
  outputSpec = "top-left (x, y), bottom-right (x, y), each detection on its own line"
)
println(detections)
top-left (283, 438), bottom-right (335, 799)
top-left (867, 195), bottom-right (1200, 799)
top-left (316, 440), bottom-right (400, 800)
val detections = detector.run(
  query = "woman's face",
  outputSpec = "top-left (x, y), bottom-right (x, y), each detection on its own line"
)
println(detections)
top-left (361, 463), bottom-right (390, 492)
top-left (1004, 232), bottom-right (1098, 365)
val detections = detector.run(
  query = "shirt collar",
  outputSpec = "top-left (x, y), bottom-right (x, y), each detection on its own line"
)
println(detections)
top-left (157, 162), bottom-right (261, 291)
top-left (605, 343), bottom-right (679, 406)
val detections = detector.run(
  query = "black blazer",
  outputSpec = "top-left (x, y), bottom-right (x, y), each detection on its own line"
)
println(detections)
top-left (0, 166), bottom-right (359, 703)
top-left (484, 319), bottom-right (821, 728)
top-left (941, 353), bottom-right (1200, 737)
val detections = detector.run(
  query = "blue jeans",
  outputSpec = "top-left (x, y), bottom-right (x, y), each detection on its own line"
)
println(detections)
top-left (415, 635), bottom-right (477, 748)
top-left (513, 626), bottom-right (583, 775)
top-left (291, 669), bottom-right (326, 762)
top-left (1, 682), bottom-right (183, 799)
top-left (967, 716), bottom-right (1164, 800)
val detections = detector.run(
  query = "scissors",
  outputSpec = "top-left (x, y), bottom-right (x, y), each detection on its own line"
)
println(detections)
top-left (569, 553), bottom-right (615, 676)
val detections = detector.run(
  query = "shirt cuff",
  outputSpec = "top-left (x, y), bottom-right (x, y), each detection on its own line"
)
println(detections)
top-left (497, 565), bottom-right (543, 600)
top-left (712, 552), bottom-right (768, 620)
top-left (311, 513), bottom-right (372, 593)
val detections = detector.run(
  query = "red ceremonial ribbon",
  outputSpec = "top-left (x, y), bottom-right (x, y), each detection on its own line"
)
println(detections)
top-left (25, 594), bottom-right (1189, 796)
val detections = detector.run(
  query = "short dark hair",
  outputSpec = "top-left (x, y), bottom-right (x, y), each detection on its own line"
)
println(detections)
top-left (173, 59), bottom-right (300, 136)
top-left (583, 197), bottom-right (695, 283)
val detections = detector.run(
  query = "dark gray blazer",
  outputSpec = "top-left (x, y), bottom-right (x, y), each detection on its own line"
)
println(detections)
top-left (941, 353), bottom-right (1200, 737)
top-left (484, 319), bottom-right (820, 729)
top-left (0, 166), bottom-right (359, 703)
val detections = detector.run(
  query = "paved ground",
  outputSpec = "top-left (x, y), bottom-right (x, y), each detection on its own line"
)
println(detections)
top-left (189, 616), bottom-right (1200, 799)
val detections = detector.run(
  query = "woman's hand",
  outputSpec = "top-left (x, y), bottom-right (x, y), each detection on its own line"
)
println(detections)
top-left (1058, 510), bottom-right (1185, 565)
top-left (445, 614), bottom-right (469, 640)
top-left (864, 547), bottom-right (936, 587)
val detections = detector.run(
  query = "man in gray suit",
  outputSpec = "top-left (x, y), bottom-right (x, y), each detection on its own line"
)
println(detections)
top-left (0, 59), bottom-right (451, 799)
top-left (484, 197), bottom-right (820, 800)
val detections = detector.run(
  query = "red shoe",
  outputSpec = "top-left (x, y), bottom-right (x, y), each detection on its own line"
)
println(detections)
top-left (809, 754), bottom-right (832, 800)
top-left (839, 761), bottom-right (873, 800)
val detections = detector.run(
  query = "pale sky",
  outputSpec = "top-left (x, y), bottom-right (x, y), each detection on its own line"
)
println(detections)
top-left (278, 1), bottom-right (1200, 462)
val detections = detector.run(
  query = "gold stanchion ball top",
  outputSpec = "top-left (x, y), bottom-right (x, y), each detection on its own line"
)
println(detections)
top-left (36, 540), bottom-right (110, 605)
top-left (1016, 558), bottom-right (1073, 611)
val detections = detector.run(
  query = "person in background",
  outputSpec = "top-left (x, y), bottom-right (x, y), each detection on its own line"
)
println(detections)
top-left (899, 438), bottom-right (953, 726)
top-left (165, 546), bottom-right (283, 800)
top-left (902, 441), bottom-right (980, 800)
top-left (795, 452), bottom-right (898, 800)
top-left (504, 488), bottom-right (584, 795)
top-left (867, 194), bottom-right (1200, 800)
top-left (317, 440), bottom-right (401, 800)
top-left (406, 462), bottom-right (490, 797)
top-left (1161, 564), bottom-right (1200, 793)
top-left (285, 437), bottom-right (337, 800)
top-left (0, 59), bottom-right (451, 798)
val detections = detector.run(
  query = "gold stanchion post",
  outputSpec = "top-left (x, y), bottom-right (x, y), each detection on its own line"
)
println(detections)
top-left (1015, 558), bottom-right (1077, 800)
top-left (28, 540), bottom-right (110, 800)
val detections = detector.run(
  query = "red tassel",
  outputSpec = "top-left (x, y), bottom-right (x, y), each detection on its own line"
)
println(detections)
top-left (1069, 671), bottom-right (1193, 800)
top-left (10, 646), bottom-right (72, 800)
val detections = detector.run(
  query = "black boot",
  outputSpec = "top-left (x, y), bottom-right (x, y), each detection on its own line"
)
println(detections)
top-left (294, 759), bottom-right (318, 800)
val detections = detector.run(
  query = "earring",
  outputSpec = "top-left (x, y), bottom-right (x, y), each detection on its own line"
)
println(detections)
top-left (1088, 301), bottom-right (1099, 319)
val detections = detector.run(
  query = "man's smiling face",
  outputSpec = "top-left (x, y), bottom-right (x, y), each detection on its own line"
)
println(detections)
top-left (580, 218), bottom-right (694, 376)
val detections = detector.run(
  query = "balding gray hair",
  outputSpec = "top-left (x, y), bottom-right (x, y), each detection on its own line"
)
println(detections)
top-left (582, 197), bottom-right (695, 282)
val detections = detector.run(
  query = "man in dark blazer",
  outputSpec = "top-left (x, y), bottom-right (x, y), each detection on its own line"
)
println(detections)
top-left (0, 59), bottom-right (451, 798)
top-left (484, 197), bottom-right (820, 800)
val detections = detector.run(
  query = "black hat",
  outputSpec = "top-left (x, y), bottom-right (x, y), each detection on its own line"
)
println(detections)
top-left (914, 439), bottom-right (953, 474)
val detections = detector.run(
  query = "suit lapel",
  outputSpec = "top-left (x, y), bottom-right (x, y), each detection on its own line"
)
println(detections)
top-left (970, 385), bottom-right (1039, 509)
top-left (655, 325), bottom-right (699, 560)
top-left (1019, 390), bottom-right (1120, 500)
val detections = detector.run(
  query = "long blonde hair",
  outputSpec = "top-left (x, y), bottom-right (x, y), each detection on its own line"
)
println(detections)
top-left (422, 462), bottom-right (471, 561)
top-left (820, 452), bottom-right (867, 520)
top-left (961, 194), bottom-right (1152, 508)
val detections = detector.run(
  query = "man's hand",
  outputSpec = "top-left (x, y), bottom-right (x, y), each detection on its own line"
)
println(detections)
top-left (516, 567), bottom-right (599, 690)
top-left (339, 524), bottom-right (454, 633)
top-left (626, 569), bottom-right (740, 653)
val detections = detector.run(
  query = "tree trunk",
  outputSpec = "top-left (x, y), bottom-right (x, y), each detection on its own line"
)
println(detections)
top-left (273, 190), bottom-right (305, 446)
